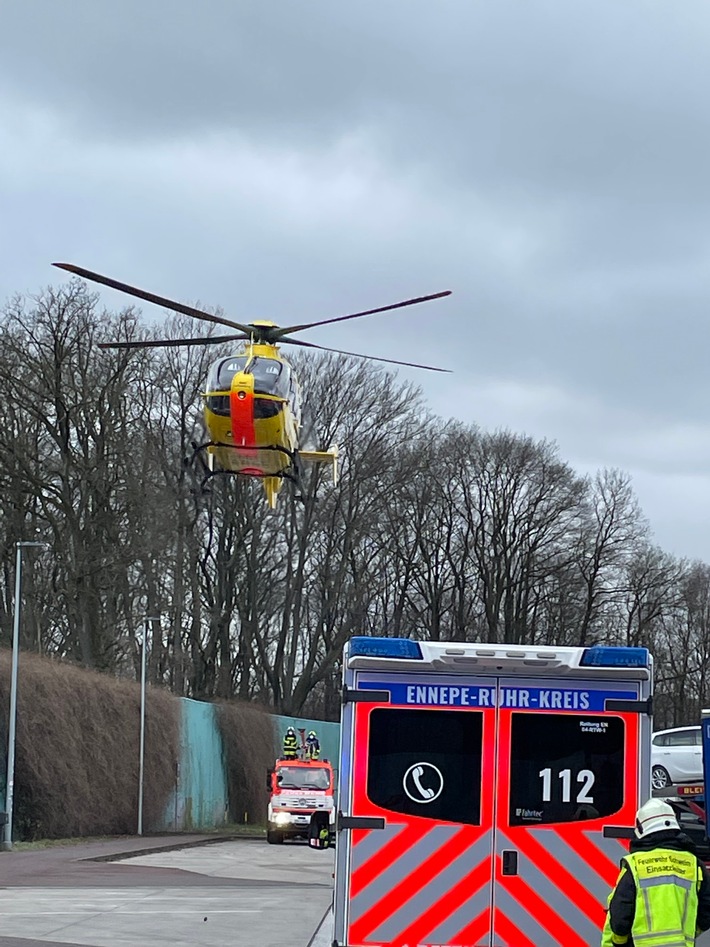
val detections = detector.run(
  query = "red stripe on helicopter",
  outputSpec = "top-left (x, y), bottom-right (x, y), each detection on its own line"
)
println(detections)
top-left (230, 387), bottom-right (256, 447)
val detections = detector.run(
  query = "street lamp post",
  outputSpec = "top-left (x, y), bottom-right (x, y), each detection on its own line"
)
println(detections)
top-left (138, 616), bottom-right (159, 836)
top-left (2, 540), bottom-right (47, 852)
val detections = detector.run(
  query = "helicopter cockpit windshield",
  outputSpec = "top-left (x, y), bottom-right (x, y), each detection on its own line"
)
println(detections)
top-left (251, 359), bottom-right (290, 398)
top-left (206, 357), bottom-right (247, 392)
top-left (206, 356), bottom-right (291, 398)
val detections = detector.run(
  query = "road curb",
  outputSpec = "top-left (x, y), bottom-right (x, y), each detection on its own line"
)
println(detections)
top-left (306, 905), bottom-right (333, 947)
top-left (85, 834), bottom-right (264, 862)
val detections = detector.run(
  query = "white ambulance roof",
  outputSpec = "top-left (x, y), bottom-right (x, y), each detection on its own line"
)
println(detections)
top-left (345, 638), bottom-right (652, 680)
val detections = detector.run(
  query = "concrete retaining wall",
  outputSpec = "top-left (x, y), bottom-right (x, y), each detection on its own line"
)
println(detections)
top-left (155, 703), bottom-right (340, 831)
top-left (160, 698), bottom-right (230, 831)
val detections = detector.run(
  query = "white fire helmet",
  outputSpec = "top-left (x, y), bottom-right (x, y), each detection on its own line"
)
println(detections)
top-left (634, 798), bottom-right (680, 839)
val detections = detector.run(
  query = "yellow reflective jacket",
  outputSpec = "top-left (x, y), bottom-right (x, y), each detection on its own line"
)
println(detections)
top-left (602, 836), bottom-right (710, 947)
top-left (282, 734), bottom-right (299, 756)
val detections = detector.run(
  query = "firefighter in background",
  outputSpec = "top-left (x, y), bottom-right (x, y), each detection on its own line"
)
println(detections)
top-left (305, 730), bottom-right (320, 760)
top-left (309, 812), bottom-right (331, 849)
top-left (282, 727), bottom-right (299, 760)
top-left (601, 798), bottom-right (710, 946)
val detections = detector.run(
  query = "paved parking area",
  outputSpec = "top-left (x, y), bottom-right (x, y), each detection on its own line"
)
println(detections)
top-left (7, 836), bottom-right (709, 947)
top-left (0, 839), bottom-right (333, 947)
top-left (118, 838), bottom-right (333, 887)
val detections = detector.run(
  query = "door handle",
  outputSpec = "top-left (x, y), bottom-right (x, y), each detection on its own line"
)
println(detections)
top-left (502, 850), bottom-right (518, 876)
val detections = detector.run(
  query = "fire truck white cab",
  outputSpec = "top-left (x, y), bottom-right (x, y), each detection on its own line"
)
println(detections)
top-left (267, 757), bottom-right (335, 844)
top-left (331, 636), bottom-right (652, 947)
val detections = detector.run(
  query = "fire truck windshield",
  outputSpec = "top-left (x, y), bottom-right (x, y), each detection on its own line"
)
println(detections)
top-left (277, 767), bottom-right (330, 790)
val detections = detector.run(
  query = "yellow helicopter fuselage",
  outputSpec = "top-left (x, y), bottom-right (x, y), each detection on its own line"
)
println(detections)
top-left (51, 265), bottom-right (447, 510)
top-left (201, 337), bottom-right (337, 507)
top-left (203, 342), bottom-right (297, 464)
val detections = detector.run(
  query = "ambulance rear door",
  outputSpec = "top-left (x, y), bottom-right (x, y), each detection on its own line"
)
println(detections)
top-left (335, 670), bottom-right (498, 947)
top-left (334, 641), bottom-right (652, 947)
top-left (492, 676), bottom-right (648, 947)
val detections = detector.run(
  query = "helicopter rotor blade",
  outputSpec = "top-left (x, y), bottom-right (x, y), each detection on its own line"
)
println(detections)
top-left (280, 337), bottom-right (452, 373)
top-left (97, 333), bottom-right (249, 350)
top-left (53, 263), bottom-right (255, 335)
top-left (273, 290), bottom-right (452, 339)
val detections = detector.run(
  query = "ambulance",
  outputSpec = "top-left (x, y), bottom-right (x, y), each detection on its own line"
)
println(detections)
top-left (331, 637), bottom-right (653, 947)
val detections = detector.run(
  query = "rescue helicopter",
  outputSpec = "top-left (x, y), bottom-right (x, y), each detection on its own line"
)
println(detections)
top-left (52, 263), bottom-right (452, 508)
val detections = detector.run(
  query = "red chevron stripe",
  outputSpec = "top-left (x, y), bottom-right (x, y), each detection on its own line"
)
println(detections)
top-left (445, 907), bottom-right (490, 947)
top-left (350, 823), bottom-right (431, 898)
top-left (492, 909), bottom-right (538, 947)
top-left (393, 858), bottom-right (491, 947)
top-left (496, 863), bottom-right (589, 947)
top-left (565, 828), bottom-right (627, 887)
top-left (349, 826), bottom-right (473, 944)
top-left (507, 829), bottom-right (604, 926)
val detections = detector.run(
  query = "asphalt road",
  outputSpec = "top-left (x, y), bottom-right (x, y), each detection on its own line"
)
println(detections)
top-left (4, 836), bottom-right (709, 947)
top-left (0, 836), bottom-right (334, 947)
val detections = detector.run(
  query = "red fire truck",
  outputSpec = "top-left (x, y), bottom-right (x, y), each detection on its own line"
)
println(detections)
top-left (267, 756), bottom-right (336, 844)
top-left (330, 636), bottom-right (653, 947)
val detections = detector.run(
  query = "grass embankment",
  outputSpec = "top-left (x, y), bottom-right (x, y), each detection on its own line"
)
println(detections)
top-left (0, 651), bottom-right (274, 843)
top-left (0, 651), bottom-right (179, 841)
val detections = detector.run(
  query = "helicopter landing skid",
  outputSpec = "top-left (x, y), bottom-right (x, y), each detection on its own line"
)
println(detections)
top-left (186, 442), bottom-right (305, 503)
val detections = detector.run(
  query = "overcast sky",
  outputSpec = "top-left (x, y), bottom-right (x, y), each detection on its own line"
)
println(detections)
top-left (2, 1), bottom-right (710, 559)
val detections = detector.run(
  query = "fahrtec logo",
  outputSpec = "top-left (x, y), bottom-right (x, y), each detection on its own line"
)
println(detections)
top-left (515, 808), bottom-right (543, 819)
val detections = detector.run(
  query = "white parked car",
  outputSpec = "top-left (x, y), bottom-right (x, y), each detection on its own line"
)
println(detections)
top-left (651, 726), bottom-right (703, 789)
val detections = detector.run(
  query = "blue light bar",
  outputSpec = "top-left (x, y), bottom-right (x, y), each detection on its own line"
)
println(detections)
top-left (580, 646), bottom-right (650, 668)
top-left (349, 637), bottom-right (423, 659)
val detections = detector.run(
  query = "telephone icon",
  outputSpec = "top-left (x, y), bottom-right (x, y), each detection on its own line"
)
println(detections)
top-left (402, 762), bottom-right (444, 804)
top-left (412, 766), bottom-right (435, 799)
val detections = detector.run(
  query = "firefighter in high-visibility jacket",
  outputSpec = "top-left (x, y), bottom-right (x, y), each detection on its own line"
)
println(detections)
top-left (282, 727), bottom-right (299, 760)
top-left (305, 730), bottom-right (320, 760)
top-left (601, 798), bottom-right (710, 946)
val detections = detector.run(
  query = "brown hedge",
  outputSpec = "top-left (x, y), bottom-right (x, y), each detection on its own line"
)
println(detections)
top-left (215, 699), bottom-right (274, 825)
top-left (0, 650), bottom-right (179, 840)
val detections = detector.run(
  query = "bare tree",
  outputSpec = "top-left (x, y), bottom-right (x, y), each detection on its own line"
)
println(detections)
top-left (0, 279), bottom-right (706, 726)
top-left (456, 430), bottom-right (585, 644)
top-left (573, 469), bottom-right (649, 645)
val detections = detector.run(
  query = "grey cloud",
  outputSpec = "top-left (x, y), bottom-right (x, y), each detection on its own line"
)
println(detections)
top-left (5, 2), bottom-right (710, 256)
top-left (3, 1), bottom-right (710, 556)
top-left (4, 3), bottom-right (710, 170)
